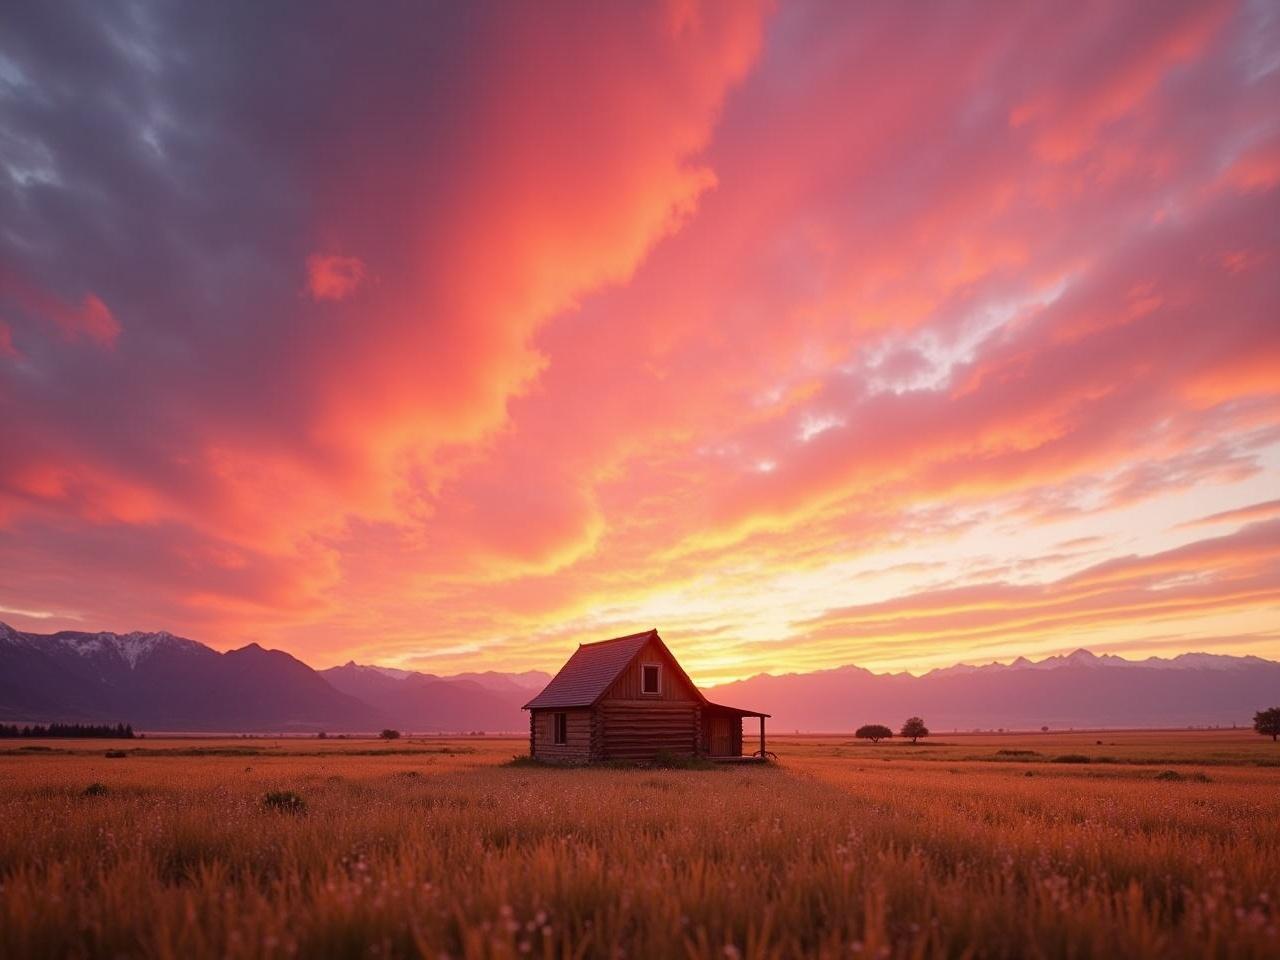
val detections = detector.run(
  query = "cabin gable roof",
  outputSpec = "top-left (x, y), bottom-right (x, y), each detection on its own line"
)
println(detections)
top-left (523, 629), bottom-right (768, 716)
top-left (523, 630), bottom-right (656, 709)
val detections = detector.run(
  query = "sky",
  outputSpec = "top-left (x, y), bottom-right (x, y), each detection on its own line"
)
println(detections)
top-left (1, 0), bottom-right (1278, 684)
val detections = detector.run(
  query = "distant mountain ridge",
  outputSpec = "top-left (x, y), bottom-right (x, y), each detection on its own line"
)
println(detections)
top-left (2, 621), bottom-right (1275, 732)
top-left (705, 647), bottom-right (1280, 731)
top-left (317, 662), bottom-right (538, 732)
top-left (921, 647), bottom-right (1274, 677)
top-left (0, 623), bottom-right (379, 731)
top-left (0, 623), bottom-right (540, 733)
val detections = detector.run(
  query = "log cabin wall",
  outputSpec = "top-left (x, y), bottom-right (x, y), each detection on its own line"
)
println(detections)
top-left (589, 709), bottom-right (604, 761)
top-left (530, 708), bottom-right (591, 762)
top-left (597, 701), bottom-right (699, 759)
top-left (601, 636), bottom-right (699, 702)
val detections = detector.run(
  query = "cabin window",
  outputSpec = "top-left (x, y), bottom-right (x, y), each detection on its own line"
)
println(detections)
top-left (641, 663), bottom-right (661, 695)
top-left (553, 712), bottom-right (567, 745)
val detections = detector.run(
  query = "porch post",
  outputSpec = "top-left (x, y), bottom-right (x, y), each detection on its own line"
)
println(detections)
top-left (759, 715), bottom-right (766, 758)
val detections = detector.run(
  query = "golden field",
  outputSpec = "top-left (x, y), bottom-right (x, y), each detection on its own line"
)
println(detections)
top-left (1, 731), bottom-right (1277, 959)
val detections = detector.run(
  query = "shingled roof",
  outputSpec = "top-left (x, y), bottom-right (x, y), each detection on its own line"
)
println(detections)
top-left (523, 628), bottom-right (769, 716)
top-left (523, 629), bottom-right (658, 709)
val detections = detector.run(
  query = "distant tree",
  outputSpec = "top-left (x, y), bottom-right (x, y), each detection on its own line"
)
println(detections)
top-left (855, 724), bottom-right (893, 743)
top-left (1041, 726), bottom-right (1049, 733)
top-left (316, 731), bottom-right (327, 739)
top-left (380, 728), bottom-right (401, 741)
top-left (900, 716), bottom-right (929, 744)
top-left (1254, 708), bottom-right (1280, 742)
top-left (0, 722), bottom-right (134, 739)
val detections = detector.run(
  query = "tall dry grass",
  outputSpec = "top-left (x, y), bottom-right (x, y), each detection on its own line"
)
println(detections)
top-left (0, 735), bottom-right (1276, 958)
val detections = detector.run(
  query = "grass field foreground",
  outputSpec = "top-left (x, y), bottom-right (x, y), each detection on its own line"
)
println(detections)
top-left (0, 731), bottom-right (1277, 958)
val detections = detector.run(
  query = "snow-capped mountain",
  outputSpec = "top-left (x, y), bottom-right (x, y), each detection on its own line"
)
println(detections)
top-left (2, 626), bottom-right (207, 669)
top-left (0, 623), bottom-right (540, 732)
top-left (0, 624), bottom-right (377, 731)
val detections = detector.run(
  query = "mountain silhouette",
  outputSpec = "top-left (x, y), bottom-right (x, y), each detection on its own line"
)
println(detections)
top-left (705, 648), bottom-right (1280, 730)
top-left (318, 662), bottom-right (535, 731)
top-left (2, 621), bottom-right (1274, 732)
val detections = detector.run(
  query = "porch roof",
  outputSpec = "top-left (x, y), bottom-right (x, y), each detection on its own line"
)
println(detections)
top-left (703, 700), bottom-right (770, 718)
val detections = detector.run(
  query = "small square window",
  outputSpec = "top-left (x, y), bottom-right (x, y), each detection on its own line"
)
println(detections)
top-left (553, 712), bottom-right (567, 745)
top-left (641, 663), bottom-right (660, 695)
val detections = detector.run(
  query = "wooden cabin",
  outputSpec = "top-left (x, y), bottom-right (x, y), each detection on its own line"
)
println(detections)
top-left (523, 629), bottom-right (769, 763)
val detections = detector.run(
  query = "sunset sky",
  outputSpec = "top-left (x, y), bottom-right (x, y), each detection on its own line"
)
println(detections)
top-left (1, 1), bottom-right (1278, 684)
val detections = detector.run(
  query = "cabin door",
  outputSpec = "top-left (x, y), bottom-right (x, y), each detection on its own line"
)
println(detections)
top-left (708, 716), bottom-right (735, 756)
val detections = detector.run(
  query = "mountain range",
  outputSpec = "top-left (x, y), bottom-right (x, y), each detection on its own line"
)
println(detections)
top-left (0, 622), bottom-right (545, 733)
top-left (2, 621), bottom-right (1276, 732)
top-left (707, 649), bottom-right (1280, 731)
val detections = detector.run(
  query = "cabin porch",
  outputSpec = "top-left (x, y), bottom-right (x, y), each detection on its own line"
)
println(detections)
top-left (701, 702), bottom-right (771, 761)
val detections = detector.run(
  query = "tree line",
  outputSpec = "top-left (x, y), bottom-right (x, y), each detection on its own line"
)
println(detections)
top-left (856, 717), bottom-right (929, 743)
top-left (854, 710), bottom-right (1280, 742)
top-left (0, 722), bottom-right (136, 739)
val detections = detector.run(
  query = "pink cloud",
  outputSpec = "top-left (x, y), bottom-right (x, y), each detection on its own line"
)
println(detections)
top-left (0, 269), bottom-right (120, 347)
top-left (1180, 499), bottom-right (1280, 529)
top-left (305, 254), bottom-right (367, 301)
top-left (71, 294), bottom-right (120, 346)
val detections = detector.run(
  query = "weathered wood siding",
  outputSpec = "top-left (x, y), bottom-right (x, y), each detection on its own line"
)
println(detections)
top-left (602, 636), bottom-right (699, 702)
top-left (531, 708), bottom-right (591, 762)
top-left (599, 701), bottom-right (699, 759)
top-left (703, 714), bottom-right (742, 757)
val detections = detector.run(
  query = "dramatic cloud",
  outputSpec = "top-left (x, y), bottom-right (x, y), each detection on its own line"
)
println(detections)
top-left (1, 0), bottom-right (1277, 680)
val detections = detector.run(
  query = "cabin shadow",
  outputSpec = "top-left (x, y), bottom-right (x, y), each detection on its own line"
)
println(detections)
top-left (504, 747), bottom-right (779, 772)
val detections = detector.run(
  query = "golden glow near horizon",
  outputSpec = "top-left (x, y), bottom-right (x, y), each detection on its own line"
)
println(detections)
top-left (1, 2), bottom-right (1279, 684)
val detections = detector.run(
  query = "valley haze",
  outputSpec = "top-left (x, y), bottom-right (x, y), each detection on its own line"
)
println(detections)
top-left (3, 621), bottom-right (1275, 733)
